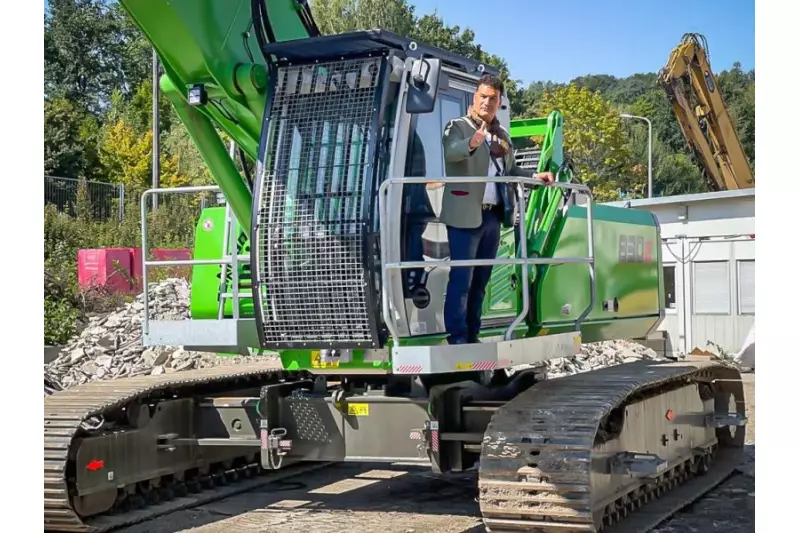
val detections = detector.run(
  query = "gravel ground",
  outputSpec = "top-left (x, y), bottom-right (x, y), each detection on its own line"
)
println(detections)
top-left (117, 371), bottom-right (756, 533)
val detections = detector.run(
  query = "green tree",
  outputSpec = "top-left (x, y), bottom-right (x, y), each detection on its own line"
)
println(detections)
top-left (627, 90), bottom-right (688, 157)
top-left (622, 122), bottom-right (707, 197)
top-left (44, 0), bottom-right (155, 184)
top-left (163, 125), bottom-right (215, 187)
top-left (516, 80), bottom-right (565, 118)
top-left (105, 81), bottom-right (173, 138)
top-left (310, 0), bottom-right (416, 35)
top-left (98, 116), bottom-right (185, 191)
top-left (536, 85), bottom-right (642, 201)
top-left (736, 82), bottom-right (755, 167)
top-left (45, 0), bottom-right (113, 111)
top-left (107, 1), bottom-right (153, 92)
top-left (97, 119), bottom-right (153, 187)
top-left (717, 62), bottom-right (755, 166)
top-left (45, 0), bottom-right (151, 114)
top-left (570, 74), bottom-right (619, 98)
top-left (654, 152), bottom-right (708, 196)
top-left (44, 97), bottom-right (101, 180)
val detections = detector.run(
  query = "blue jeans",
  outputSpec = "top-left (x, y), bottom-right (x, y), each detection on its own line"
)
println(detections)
top-left (443, 209), bottom-right (502, 344)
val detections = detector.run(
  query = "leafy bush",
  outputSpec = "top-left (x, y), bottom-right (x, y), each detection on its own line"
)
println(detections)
top-left (44, 298), bottom-right (81, 346)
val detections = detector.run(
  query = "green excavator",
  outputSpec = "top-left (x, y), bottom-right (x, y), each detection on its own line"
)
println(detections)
top-left (44, 2), bottom-right (747, 532)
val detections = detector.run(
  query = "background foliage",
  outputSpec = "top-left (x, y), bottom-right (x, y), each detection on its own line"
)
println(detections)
top-left (43, 0), bottom-right (755, 342)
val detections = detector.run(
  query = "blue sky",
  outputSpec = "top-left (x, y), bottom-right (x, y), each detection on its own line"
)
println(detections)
top-left (44, 0), bottom-right (754, 85)
top-left (410, 0), bottom-right (755, 85)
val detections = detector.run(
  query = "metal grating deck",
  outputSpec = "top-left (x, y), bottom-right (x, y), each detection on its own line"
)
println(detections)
top-left (254, 57), bottom-right (385, 348)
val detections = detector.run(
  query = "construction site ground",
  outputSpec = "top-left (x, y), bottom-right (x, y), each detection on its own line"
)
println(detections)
top-left (115, 372), bottom-right (755, 533)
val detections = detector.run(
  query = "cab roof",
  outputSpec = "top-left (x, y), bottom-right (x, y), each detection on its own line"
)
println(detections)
top-left (260, 29), bottom-right (499, 77)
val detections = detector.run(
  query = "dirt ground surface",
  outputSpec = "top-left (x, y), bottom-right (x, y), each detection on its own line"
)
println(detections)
top-left (118, 372), bottom-right (756, 533)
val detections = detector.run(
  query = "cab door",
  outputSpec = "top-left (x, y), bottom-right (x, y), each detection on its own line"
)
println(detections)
top-left (399, 88), bottom-right (467, 336)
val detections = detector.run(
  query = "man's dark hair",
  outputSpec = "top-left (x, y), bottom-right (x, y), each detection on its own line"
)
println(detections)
top-left (477, 73), bottom-right (504, 96)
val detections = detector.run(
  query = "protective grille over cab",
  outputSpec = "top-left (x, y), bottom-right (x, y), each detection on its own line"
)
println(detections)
top-left (253, 57), bottom-right (385, 348)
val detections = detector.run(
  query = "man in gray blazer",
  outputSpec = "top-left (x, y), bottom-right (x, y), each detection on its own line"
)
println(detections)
top-left (440, 74), bottom-right (554, 345)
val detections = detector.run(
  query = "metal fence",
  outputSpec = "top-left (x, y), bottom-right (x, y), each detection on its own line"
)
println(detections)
top-left (44, 176), bottom-right (226, 221)
top-left (45, 176), bottom-right (124, 220)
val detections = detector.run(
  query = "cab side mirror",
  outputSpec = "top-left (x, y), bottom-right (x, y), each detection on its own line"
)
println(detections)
top-left (406, 57), bottom-right (442, 114)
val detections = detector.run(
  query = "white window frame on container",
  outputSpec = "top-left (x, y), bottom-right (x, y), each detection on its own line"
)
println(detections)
top-left (737, 259), bottom-right (755, 315)
top-left (692, 260), bottom-right (731, 315)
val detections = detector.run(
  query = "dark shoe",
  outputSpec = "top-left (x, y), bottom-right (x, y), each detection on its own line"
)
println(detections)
top-left (447, 336), bottom-right (468, 345)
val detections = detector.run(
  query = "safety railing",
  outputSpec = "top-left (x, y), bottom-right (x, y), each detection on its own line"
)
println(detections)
top-left (140, 185), bottom-right (252, 335)
top-left (377, 176), bottom-right (596, 347)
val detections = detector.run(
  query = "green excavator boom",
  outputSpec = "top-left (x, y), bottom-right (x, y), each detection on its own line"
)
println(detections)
top-left (118, 0), bottom-right (322, 353)
top-left (119, 0), bottom-right (319, 227)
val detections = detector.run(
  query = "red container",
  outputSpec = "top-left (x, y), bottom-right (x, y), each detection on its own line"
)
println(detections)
top-left (147, 248), bottom-right (193, 282)
top-left (151, 248), bottom-right (192, 261)
top-left (130, 248), bottom-right (144, 292)
top-left (77, 248), bottom-right (134, 294)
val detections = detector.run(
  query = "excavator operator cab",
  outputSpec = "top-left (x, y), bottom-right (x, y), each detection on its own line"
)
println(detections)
top-left (251, 30), bottom-right (520, 352)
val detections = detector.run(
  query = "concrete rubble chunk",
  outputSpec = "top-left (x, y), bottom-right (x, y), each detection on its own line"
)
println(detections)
top-left (68, 348), bottom-right (86, 364)
top-left (44, 278), bottom-right (275, 395)
top-left (141, 349), bottom-right (156, 367)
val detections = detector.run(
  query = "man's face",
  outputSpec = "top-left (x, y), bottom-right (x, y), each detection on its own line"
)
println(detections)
top-left (473, 83), bottom-right (501, 122)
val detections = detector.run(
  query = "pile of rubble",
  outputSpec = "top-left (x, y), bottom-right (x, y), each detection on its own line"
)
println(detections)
top-left (44, 278), bottom-right (270, 395)
top-left (543, 339), bottom-right (662, 379)
top-left (45, 278), bottom-right (665, 395)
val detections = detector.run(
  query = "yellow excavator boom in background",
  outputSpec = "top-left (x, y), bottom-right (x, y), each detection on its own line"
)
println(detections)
top-left (658, 33), bottom-right (754, 191)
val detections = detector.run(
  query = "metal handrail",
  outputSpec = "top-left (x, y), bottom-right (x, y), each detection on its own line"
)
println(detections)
top-left (377, 176), bottom-right (596, 347)
top-left (140, 185), bottom-right (252, 335)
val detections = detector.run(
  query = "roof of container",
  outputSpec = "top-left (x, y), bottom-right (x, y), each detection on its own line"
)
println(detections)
top-left (603, 188), bottom-right (755, 208)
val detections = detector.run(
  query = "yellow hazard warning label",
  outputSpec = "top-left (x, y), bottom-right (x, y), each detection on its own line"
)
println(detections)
top-left (347, 403), bottom-right (369, 416)
top-left (311, 350), bottom-right (340, 369)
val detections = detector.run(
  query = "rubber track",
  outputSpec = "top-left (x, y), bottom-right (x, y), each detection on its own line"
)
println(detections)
top-left (44, 362), bottom-right (301, 532)
top-left (478, 359), bottom-right (745, 533)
